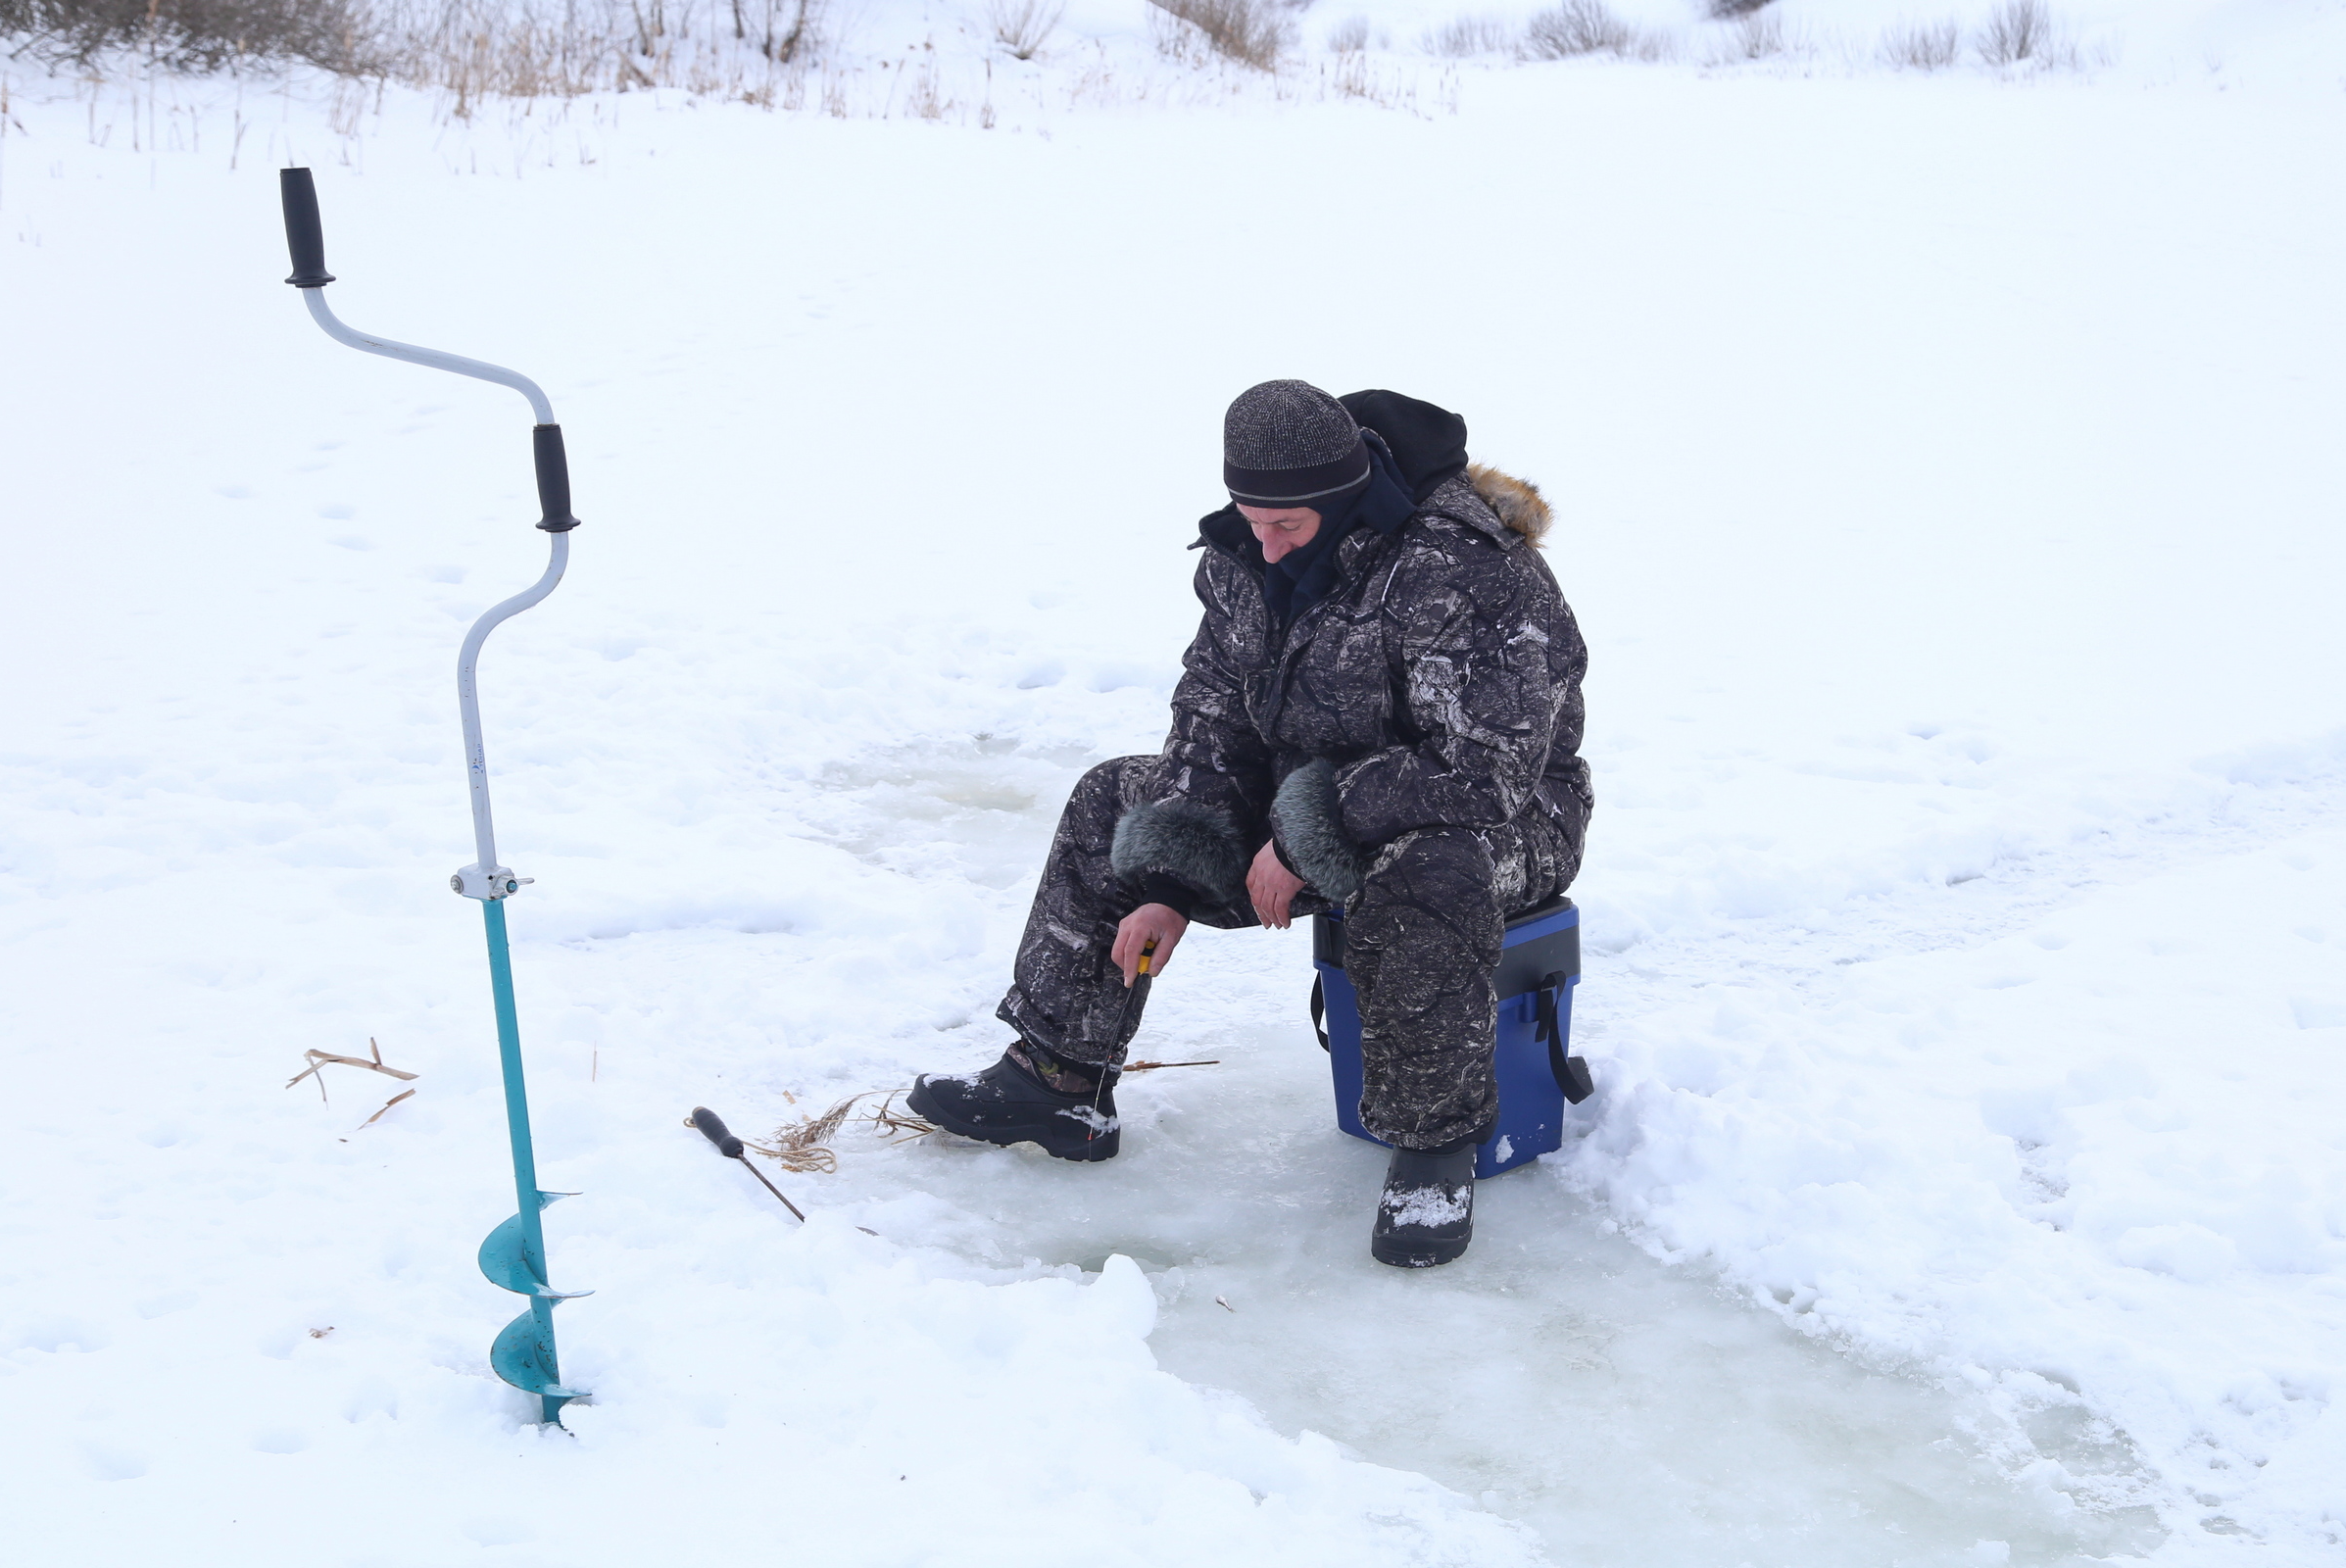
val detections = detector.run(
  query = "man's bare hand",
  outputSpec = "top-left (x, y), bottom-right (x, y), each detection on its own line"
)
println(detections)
top-left (1247, 839), bottom-right (1308, 929)
top-left (1113, 904), bottom-right (1189, 988)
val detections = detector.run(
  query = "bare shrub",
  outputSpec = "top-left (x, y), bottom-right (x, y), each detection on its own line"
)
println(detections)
top-left (900, 57), bottom-right (948, 119)
top-left (1627, 27), bottom-right (1678, 62)
top-left (712, 0), bottom-right (819, 63)
top-left (1522, 0), bottom-right (1629, 59)
top-left (986, 0), bottom-right (1061, 61)
top-left (1879, 18), bottom-right (1959, 71)
top-left (1976, 0), bottom-right (2050, 65)
top-left (1325, 13), bottom-right (1367, 52)
top-left (1709, 9), bottom-right (1783, 61)
top-left (1423, 13), bottom-right (1513, 58)
top-left (0, 0), bottom-right (378, 73)
top-left (1148, 0), bottom-right (1291, 70)
top-left (1705, 0), bottom-right (1773, 16)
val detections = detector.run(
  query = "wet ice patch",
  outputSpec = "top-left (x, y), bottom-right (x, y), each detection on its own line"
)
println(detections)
top-left (849, 1011), bottom-right (2142, 1565)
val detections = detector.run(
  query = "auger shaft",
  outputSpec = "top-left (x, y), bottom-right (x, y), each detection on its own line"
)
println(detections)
top-left (484, 899), bottom-right (574, 1425)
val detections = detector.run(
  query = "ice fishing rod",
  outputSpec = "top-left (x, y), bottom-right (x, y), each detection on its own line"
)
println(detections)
top-left (277, 167), bottom-right (589, 1427)
top-left (688, 1106), bottom-right (807, 1220)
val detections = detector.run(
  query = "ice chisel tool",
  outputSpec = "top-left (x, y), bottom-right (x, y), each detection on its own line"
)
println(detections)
top-left (278, 168), bottom-right (589, 1426)
top-left (689, 1106), bottom-right (807, 1220)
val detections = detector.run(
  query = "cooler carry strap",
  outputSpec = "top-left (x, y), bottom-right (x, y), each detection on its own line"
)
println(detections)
top-left (1310, 974), bottom-right (1331, 1052)
top-left (1535, 970), bottom-right (1595, 1104)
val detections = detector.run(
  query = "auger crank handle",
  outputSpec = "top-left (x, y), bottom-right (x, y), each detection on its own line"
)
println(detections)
top-left (534, 423), bottom-right (580, 533)
top-left (279, 168), bottom-right (335, 288)
top-left (690, 1105), bottom-right (746, 1159)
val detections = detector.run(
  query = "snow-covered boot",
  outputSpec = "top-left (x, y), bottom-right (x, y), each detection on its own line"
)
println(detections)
top-left (906, 1043), bottom-right (1120, 1161)
top-left (1371, 1144), bottom-right (1477, 1267)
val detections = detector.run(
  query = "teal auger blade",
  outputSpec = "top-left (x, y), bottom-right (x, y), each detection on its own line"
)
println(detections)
top-left (491, 1303), bottom-right (585, 1415)
top-left (479, 1209), bottom-right (596, 1299)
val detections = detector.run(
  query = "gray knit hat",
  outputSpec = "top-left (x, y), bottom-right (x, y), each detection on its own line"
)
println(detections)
top-left (1223, 380), bottom-right (1371, 507)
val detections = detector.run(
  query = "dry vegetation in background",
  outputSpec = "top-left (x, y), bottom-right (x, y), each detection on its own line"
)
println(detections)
top-left (1423, 13), bottom-right (1513, 59)
top-left (3, 0), bottom-right (829, 99)
top-left (1881, 18), bottom-right (1962, 71)
top-left (1, 0), bottom-right (2112, 118)
top-left (0, 0), bottom-right (375, 71)
top-left (1148, 0), bottom-right (1294, 72)
top-left (987, 0), bottom-right (1062, 62)
top-left (1977, 0), bottom-right (2063, 65)
top-left (1521, 1), bottom-right (1675, 62)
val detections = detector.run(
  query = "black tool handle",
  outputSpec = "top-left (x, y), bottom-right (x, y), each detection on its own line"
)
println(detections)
top-left (689, 1105), bottom-right (745, 1160)
top-left (278, 168), bottom-right (336, 288)
top-left (533, 424), bottom-right (582, 532)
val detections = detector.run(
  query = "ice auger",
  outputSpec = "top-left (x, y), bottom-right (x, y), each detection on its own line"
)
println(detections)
top-left (277, 168), bottom-right (589, 1425)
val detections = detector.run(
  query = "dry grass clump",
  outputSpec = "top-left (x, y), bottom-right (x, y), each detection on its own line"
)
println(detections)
top-left (1976, 0), bottom-right (2051, 64)
top-left (0, 0), bottom-right (377, 72)
top-left (1148, 0), bottom-right (1291, 71)
top-left (1423, 13), bottom-right (1514, 59)
top-left (1325, 14), bottom-right (1367, 54)
top-left (6, 0), bottom-right (835, 102)
top-left (393, 0), bottom-right (823, 107)
top-left (1879, 18), bottom-right (1960, 71)
top-left (986, 0), bottom-right (1060, 62)
top-left (1521, 0), bottom-right (1628, 59)
top-left (1522, 0), bottom-right (1675, 62)
top-left (1706, 8), bottom-right (1784, 62)
top-left (744, 1094), bottom-right (867, 1171)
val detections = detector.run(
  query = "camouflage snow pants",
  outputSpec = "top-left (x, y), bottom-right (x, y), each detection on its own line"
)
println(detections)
top-left (996, 756), bottom-right (1581, 1151)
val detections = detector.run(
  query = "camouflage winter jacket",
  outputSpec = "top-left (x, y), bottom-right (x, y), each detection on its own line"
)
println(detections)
top-left (1109, 396), bottom-right (1591, 911)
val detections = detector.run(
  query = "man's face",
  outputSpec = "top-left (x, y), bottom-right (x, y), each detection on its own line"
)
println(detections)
top-left (1240, 504), bottom-right (1322, 564)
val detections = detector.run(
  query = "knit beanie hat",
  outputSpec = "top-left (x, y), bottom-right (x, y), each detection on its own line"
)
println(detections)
top-left (1223, 380), bottom-right (1372, 509)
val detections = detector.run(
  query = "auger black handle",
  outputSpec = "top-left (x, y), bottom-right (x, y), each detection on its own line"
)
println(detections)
top-left (690, 1105), bottom-right (745, 1160)
top-left (278, 168), bottom-right (335, 288)
top-left (533, 424), bottom-right (581, 532)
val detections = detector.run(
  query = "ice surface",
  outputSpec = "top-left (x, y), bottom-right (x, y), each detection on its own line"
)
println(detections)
top-left (859, 1008), bottom-right (2148, 1566)
top-left (6, 20), bottom-right (2346, 1565)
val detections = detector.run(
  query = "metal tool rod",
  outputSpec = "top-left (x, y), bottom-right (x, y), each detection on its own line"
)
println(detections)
top-left (737, 1154), bottom-right (807, 1221)
top-left (301, 287), bottom-right (556, 423)
top-left (458, 535), bottom-right (568, 870)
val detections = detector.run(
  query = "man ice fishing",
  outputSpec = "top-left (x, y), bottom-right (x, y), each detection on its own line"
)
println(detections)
top-left (908, 381), bottom-right (1590, 1267)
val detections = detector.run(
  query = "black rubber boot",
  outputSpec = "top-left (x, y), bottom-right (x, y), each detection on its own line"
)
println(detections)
top-left (1371, 1144), bottom-right (1477, 1267)
top-left (906, 1046), bottom-right (1120, 1161)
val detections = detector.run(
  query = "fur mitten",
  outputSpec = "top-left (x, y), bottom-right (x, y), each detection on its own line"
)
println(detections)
top-left (1269, 759), bottom-right (1372, 902)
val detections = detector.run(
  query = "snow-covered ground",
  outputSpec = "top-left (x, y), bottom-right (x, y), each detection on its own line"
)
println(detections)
top-left (4, 5), bottom-right (2344, 1563)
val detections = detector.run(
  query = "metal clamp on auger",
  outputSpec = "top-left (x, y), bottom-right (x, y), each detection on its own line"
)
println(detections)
top-left (279, 166), bottom-right (590, 1428)
top-left (452, 864), bottom-right (532, 901)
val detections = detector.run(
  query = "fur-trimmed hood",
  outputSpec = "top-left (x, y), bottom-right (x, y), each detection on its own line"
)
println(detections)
top-left (1334, 389), bottom-right (1551, 550)
top-left (1465, 464), bottom-right (1553, 548)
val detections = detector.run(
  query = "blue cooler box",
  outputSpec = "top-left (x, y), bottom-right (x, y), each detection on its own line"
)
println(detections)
top-left (1311, 896), bottom-right (1589, 1179)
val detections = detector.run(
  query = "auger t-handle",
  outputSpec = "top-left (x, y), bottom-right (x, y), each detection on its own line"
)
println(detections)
top-left (278, 166), bottom-right (587, 1427)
